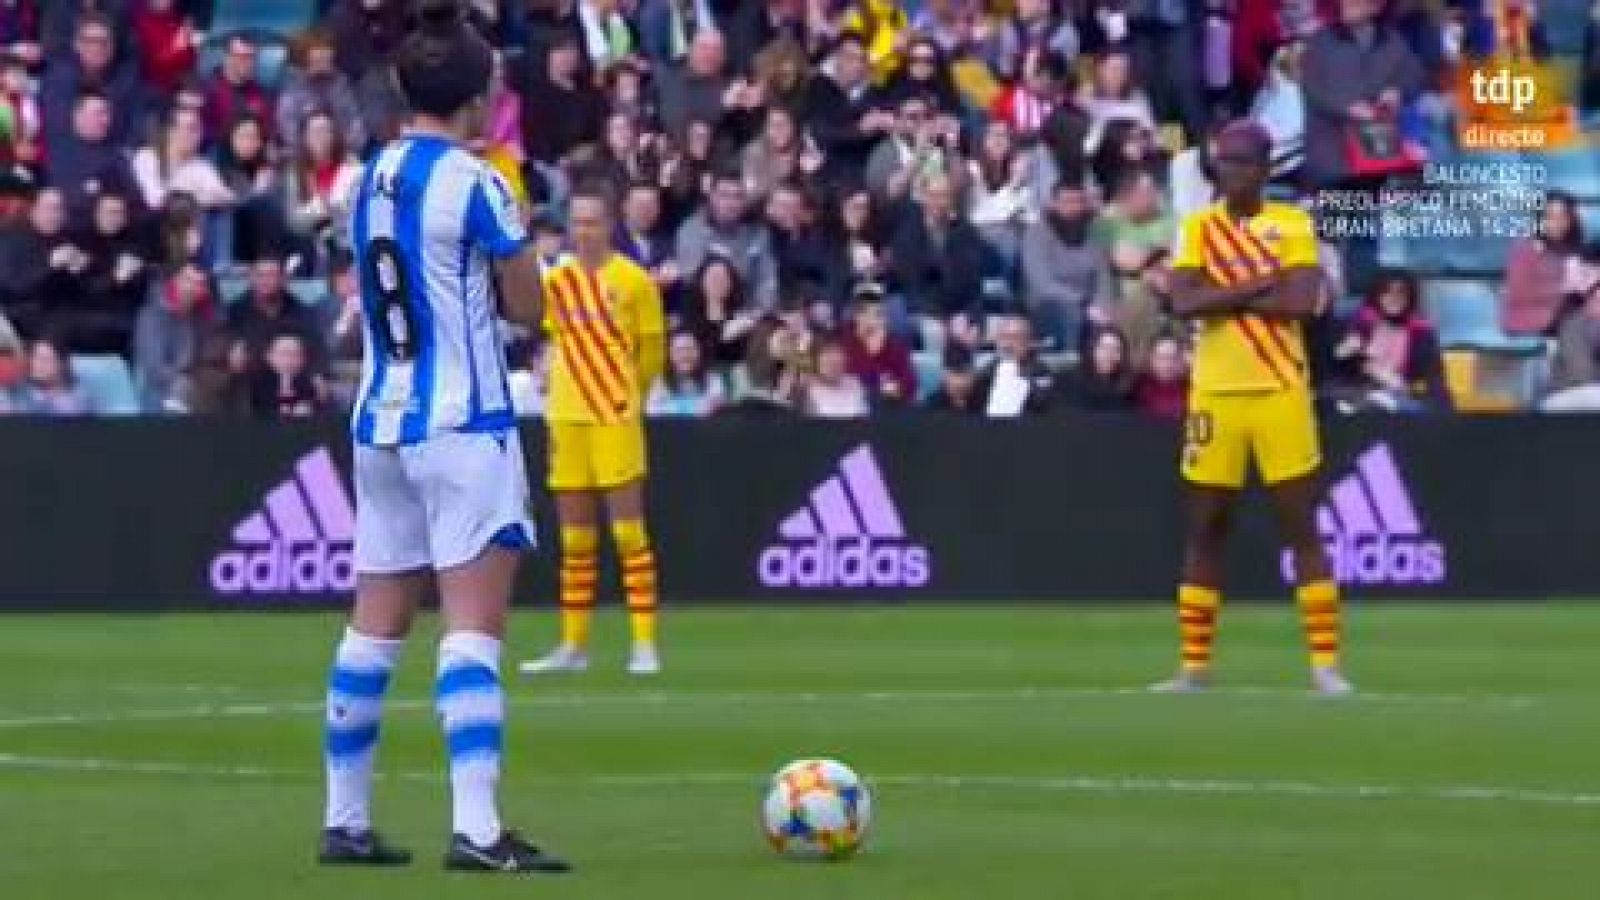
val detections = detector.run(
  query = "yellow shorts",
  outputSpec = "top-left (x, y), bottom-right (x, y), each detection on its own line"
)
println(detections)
top-left (547, 419), bottom-right (647, 491)
top-left (1181, 389), bottom-right (1321, 489)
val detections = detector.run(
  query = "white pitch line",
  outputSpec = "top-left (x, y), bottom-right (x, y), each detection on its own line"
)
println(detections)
top-left (0, 753), bottom-right (1596, 809)
top-left (0, 686), bottom-right (1540, 731)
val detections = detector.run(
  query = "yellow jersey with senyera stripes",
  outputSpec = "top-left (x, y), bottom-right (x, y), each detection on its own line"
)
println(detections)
top-left (542, 254), bottom-right (665, 424)
top-left (1171, 201), bottom-right (1319, 394)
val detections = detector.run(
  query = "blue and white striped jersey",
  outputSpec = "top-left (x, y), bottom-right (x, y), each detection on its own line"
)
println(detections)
top-left (347, 134), bottom-right (528, 447)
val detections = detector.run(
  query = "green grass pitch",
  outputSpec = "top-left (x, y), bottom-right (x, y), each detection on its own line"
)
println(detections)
top-left (1, 605), bottom-right (1597, 899)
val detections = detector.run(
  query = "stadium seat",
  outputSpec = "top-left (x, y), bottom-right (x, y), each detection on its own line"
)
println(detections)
top-left (210, 0), bottom-right (317, 37)
top-left (1543, 0), bottom-right (1590, 57)
top-left (912, 351), bottom-right (941, 403)
top-left (71, 354), bottom-right (141, 415)
top-left (1540, 146), bottom-right (1600, 199)
top-left (1423, 278), bottom-right (1547, 358)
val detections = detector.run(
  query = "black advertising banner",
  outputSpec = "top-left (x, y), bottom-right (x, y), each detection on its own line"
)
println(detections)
top-left (0, 416), bottom-right (1597, 611)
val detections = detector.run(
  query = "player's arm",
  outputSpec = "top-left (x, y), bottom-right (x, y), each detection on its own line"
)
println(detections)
top-left (1165, 213), bottom-right (1271, 318)
top-left (1246, 209), bottom-right (1323, 321)
top-left (469, 169), bottom-right (544, 326)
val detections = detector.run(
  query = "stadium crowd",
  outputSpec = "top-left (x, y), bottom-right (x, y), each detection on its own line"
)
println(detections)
top-left (0, 0), bottom-right (1596, 419)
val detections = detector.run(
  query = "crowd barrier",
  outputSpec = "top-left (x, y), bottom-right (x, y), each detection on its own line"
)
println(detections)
top-left (0, 416), bottom-right (1596, 610)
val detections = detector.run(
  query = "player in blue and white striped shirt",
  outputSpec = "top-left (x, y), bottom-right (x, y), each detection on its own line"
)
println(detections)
top-left (317, 0), bottom-right (567, 876)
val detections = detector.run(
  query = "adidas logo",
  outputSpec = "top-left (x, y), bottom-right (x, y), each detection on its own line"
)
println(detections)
top-left (758, 444), bottom-right (931, 589)
top-left (1281, 442), bottom-right (1447, 586)
top-left (210, 448), bottom-right (356, 596)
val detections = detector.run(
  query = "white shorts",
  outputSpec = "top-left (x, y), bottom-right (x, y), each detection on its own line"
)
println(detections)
top-left (353, 429), bottom-right (536, 574)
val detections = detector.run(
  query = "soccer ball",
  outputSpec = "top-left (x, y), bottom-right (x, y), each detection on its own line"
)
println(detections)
top-left (761, 758), bottom-right (871, 860)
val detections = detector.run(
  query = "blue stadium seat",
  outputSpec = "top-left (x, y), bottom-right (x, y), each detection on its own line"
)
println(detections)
top-left (211, 0), bottom-right (317, 37)
top-left (71, 354), bottom-right (141, 415)
top-left (1421, 278), bottom-right (1545, 355)
top-left (912, 351), bottom-right (941, 403)
top-left (1543, 0), bottom-right (1590, 56)
top-left (1539, 147), bottom-right (1600, 199)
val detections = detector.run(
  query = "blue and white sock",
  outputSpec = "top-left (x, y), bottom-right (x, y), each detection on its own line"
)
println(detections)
top-left (323, 627), bottom-right (403, 831)
top-left (437, 631), bottom-right (505, 847)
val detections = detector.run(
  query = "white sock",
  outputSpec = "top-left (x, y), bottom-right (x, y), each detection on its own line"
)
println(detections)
top-left (437, 631), bottom-right (505, 846)
top-left (323, 627), bottom-right (403, 831)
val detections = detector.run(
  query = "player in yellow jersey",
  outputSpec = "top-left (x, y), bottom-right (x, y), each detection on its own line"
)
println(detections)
top-left (1152, 122), bottom-right (1353, 696)
top-left (519, 181), bottom-right (666, 676)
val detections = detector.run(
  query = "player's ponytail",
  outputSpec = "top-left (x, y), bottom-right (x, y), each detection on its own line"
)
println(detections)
top-left (395, 0), bottom-right (493, 121)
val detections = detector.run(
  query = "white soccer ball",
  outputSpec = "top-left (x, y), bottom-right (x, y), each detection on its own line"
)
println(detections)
top-left (761, 758), bottom-right (871, 860)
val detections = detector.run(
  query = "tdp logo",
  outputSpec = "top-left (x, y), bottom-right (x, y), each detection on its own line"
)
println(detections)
top-left (1471, 67), bottom-right (1537, 113)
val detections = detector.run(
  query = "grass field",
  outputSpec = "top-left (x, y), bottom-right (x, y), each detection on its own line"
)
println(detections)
top-left (1, 605), bottom-right (1597, 899)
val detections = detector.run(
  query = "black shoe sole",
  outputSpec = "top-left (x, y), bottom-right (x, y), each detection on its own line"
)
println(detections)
top-left (443, 856), bottom-right (572, 874)
top-left (318, 853), bottom-right (413, 867)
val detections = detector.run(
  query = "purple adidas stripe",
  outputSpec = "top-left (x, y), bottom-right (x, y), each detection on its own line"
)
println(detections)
top-left (810, 477), bottom-right (862, 538)
top-left (840, 446), bottom-right (905, 539)
top-left (298, 449), bottom-right (356, 541)
top-left (1356, 444), bottom-right (1421, 535)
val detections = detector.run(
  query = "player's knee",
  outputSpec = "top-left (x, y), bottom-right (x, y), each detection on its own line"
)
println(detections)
top-left (610, 518), bottom-right (651, 558)
top-left (560, 525), bottom-right (600, 559)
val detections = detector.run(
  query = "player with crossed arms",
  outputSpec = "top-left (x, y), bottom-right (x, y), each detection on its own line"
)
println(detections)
top-left (316, 0), bottom-right (569, 875)
top-left (1154, 121), bottom-right (1354, 697)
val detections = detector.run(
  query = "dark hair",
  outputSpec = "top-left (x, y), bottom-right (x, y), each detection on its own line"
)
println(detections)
top-left (664, 328), bottom-right (711, 393)
top-left (27, 335), bottom-right (76, 387)
top-left (75, 11), bottom-right (113, 37)
top-left (74, 87), bottom-right (109, 109)
top-left (1366, 268), bottom-right (1420, 317)
top-left (1543, 190), bottom-right (1584, 251)
top-left (1085, 325), bottom-right (1132, 378)
top-left (569, 178), bottom-right (618, 216)
top-left (394, 0), bottom-right (494, 120)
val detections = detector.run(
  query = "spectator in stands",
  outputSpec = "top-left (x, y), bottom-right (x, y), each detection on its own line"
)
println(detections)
top-left (247, 330), bottom-right (323, 419)
top-left (133, 107), bottom-right (236, 214)
top-left (882, 36), bottom-right (963, 118)
top-left (325, 0), bottom-right (406, 80)
top-left (1021, 177), bottom-right (1114, 354)
top-left (227, 252), bottom-right (321, 361)
top-left (843, 285), bottom-right (915, 407)
top-left (353, 61), bottom-right (407, 154)
top-left (319, 252), bottom-right (362, 376)
top-left (617, 180), bottom-right (678, 295)
top-left (1332, 270), bottom-right (1450, 412)
top-left (647, 329), bottom-right (725, 417)
top-left (1134, 332), bottom-right (1190, 419)
top-left (520, 32), bottom-right (607, 186)
top-left (966, 119), bottom-right (1033, 272)
top-left (1168, 118), bottom-right (1218, 218)
top-left (823, 185), bottom-right (891, 306)
top-left (47, 88), bottom-right (143, 226)
top-left (1544, 285), bottom-right (1600, 410)
top-left (806, 33), bottom-right (892, 177)
top-left (1249, 39), bottom-right (1306, 184)
top-left (0, 313), bottom-right (23, 412)
top-left (657, 29), bottom-right (744, 140)
top-left (1067, 325), bottom-right (1138, 412)
top-left (40, 12), bottom-right (144, 152)
top-left (735, 313), bottom-right (801, 412)
top-left (283, 109), bottom-right (360, 270)
top-left (1096, 168), bottom-right (1174, 360)
top-left (203, 34), bottom-right (275, 145)
top-left (216, 116), bottom-right (284, 269)
top-left (69, 190), bottom-right (147, 357)
top-left (479, 49), bottom-right (525, 167)
top-left (923, 341), bottom-right (981, 413)
top-left (973, 314), bottom-right (1056, 417)
top-left (1504, 191), bottom-right (1592, 338)
top-left (133, 0), bottom-right (199, 97)
top-left (1300, 0), bottom-right (1424, 188)
top-left (891, 171), bottom-right (984, 329)
top-left (1091, 118), bottom-right (1166, 197)
top-left (0, 0), bottom-right (40, 71)
top-left (20, 334), bottom-right (93, 415)
top-left (188, 331), bottom-right (252, 415)
top-left (41, 0), bottom-right (125, 57)
top-left (676, 171), bottom-right (779, 309)
top-left (985, 0), bottom-right (1079, 82)
top-left (637, 0), bottom-right (702, 70)
top-left (682, 255), bottom-right (755, 366)
top-left (154, 190), bottom-right (206, 270)
top-left (751, 36), bottom-right (811, 113)
top-left (766, 181), bottom-right (835, 311)
top-left (0, 186), bottom-right (78, 340)
top-left (990, 48), bottom-right (1071, 143)
top-left (1123, 0), bottom-right (1207, 142)
top-left (585, 111), bottom-right (648, 190)
top-left (132, 258), bottom-right (215, 413)
top-left (277, 28), bottom-right (367, 158)
top-left (741, 104), bottom-right (808, 204)
top-left (576, 0), bottom-right (637, 75)
top-left (866, 92), bottom-right (959, 203)
top-left (837, 0), bottom-right (910, 84)
top-left (802, 334), bottom-right (870, 418)
top-left (0, 53), bottom-right (41, 175)
top-left (1080, 47), bottom-right (1157, 148)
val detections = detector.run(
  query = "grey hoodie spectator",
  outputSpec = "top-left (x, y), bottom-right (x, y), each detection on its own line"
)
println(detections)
top-left (276, 28), bottom-right (368, 158)
top-left (1021, 179), bottom-right (1114, 353)
top-left (1300, 0), bottom-right (1424, 185)
top-left (133, 261), bottom-right (215, 413)
top-left (675, 172), bottom-right (779, 309)
top-left (46, 88), bottom-right (144, 227)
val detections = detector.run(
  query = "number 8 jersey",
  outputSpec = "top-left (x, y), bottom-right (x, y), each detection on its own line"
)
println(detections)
top-left (347, 134), bottom-right (528, 447)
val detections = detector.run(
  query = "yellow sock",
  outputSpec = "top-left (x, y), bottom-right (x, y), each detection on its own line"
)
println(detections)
top-left (1297, 579), bottom-right (1341, 669)
top-left (1178, 585), bottom-right (1222, 673)
top-left (559, 526), bottom-right (598, 650)
top-left (612, 518), bottom-right (657, 646)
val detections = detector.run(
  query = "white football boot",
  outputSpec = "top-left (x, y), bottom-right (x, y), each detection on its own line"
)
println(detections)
top-left (518, 645), bottom-right (589, 675)
top-left (626, 643), bottom-right (661, 676)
